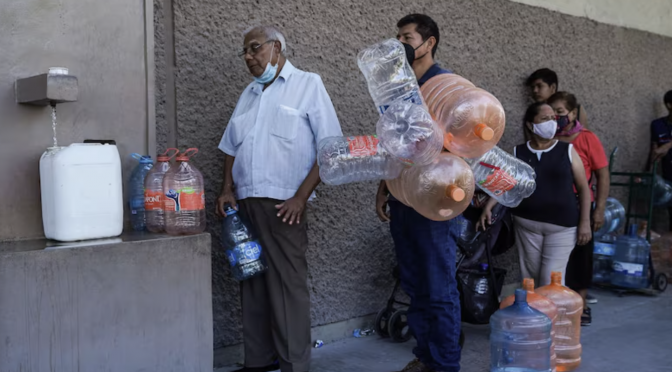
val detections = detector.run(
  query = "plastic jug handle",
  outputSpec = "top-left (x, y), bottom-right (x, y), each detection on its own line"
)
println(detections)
top-left (181, 148), bottom-right (199, 159)
top-left (161, 148), bottom-right (180, 160)
top-left (130, 153), bottom-right (143, 161)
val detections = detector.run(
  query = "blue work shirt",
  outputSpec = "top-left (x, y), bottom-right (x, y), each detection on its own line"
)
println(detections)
top-left (650, 117), bottom-right (672, 179)
top-left (389, 63), bottom-right (452, 202)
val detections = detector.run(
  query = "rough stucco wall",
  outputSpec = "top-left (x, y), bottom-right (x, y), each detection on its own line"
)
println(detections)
top-left (154, 0), bottom-right (168, 148)
top-left (155, 0), bottom-right (672, 348)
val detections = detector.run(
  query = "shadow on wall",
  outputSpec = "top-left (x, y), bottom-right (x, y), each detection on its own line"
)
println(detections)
top-left (153, 0), bottom-right (672, 348)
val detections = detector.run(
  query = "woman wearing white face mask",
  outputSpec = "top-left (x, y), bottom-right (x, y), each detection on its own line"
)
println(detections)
top-left (479, 102), bottom-right (592, 287)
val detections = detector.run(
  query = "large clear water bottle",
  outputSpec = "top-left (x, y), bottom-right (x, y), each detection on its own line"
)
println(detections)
top-left (357, 38), bottom-right (422, 114)
top-left (593, 234), bottom-right (617, 285)
top-left (611, 224), bottom-right (650, 289)
top-left (318, 135), bottom-right (405, 186)
top-left (376, 100), bottom-right (443, 166)
top-left (144, 148), bottom-right (179, 233)
top-left (593, 197), bottom-right (626, 239)
top-left (490, 289), bottom-right (553, 372)
top-left (128, 153), bottom-right (154, 231)
top-left (163, 148), bottom-right (206, 235)
top-left (221, 207), bottom-right (269, 281)
top-left (464, 146), bottom-right (536, 208)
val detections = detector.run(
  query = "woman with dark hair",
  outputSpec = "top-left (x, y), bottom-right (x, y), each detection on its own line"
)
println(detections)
top-left (479, 102), bottom-right (592, 287)
top-left (548, 91), bottom-right (609, 326)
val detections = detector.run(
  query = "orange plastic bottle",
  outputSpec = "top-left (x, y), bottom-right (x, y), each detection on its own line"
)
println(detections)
top-left (500, 278), bottom-right (559, 372)
top-left (535, 272), bottom-right (583, 372)
top-left (387, 152), bottom-right (474, 221)
top-left (421, 75), bottom-right (505, 159)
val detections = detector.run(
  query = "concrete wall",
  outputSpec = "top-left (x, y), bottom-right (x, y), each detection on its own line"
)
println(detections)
top-left (153, 0), bottom-right (672, 349)
top-left (0, 233), bottom-right (213, 371)
top-left (0, 0), bottom-right (155, 240)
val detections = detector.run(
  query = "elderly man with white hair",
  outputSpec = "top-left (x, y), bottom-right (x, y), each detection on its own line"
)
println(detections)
top-left (217, 25), bottom-right (342, 372)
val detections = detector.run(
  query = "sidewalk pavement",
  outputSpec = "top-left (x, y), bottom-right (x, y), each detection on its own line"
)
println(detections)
top-left (217, 288), bottom-right (672, 372)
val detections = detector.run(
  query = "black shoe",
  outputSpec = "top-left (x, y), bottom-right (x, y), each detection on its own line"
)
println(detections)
top-left (233, 363), bottom-right (280, 372)
top-left (581, 307), bottom-right (592, 326)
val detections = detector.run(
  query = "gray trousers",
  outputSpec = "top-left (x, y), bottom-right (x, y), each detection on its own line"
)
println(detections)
top-left (239, 198), bottom-right (311, 372)
top-left (513, 216), bottom-right (577, 287)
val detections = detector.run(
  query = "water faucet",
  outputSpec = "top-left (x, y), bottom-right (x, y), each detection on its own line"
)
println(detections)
top-left (15, 67), bottom-right (78, 106)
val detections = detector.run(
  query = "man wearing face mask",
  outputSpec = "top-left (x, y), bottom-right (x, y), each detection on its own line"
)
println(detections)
top-left (217, 25), bottom-right (342, 372)
top-left (375, 14), bottom-right (464, 372)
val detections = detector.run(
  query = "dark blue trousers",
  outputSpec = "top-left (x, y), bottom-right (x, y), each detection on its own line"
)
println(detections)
top-left (389, 200), bottom-right (462, 372)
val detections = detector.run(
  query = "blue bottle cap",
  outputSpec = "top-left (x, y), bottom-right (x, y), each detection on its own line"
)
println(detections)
top-left (225, 207), bottom-right (238, 216)
top-left (480, 263), bottom-right (489, 271)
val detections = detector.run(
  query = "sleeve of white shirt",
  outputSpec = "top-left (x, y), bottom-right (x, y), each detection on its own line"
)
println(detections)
top-left (306, 75), bottom-right (343, 144)
top-left (218, 89), bottom-right (247, 156)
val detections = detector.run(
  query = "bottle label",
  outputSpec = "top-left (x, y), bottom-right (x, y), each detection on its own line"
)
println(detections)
top-left (145, 190), bottom-right (164, 211)
top-left (347, 136), bottom-right (379, 157)
top-left (164, 187), bottom-right (205, 212)
top-left (594, 242), bottom-right (615, 256)
top-left (378, 90), bottom-right (423, 114)
top-left (226, 241), bottom-right (263, 267)
top-left (478, 163), bottom-right (517, 196)
top-left (612, 261), bottom-right (644, 277)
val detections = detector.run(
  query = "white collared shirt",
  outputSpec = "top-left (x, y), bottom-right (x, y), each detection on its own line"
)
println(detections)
top-left (218, 60), bottom-right (343, 201)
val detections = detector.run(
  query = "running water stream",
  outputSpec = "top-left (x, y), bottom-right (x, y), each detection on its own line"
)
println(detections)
top-left (51, 104), bottom-right (58, 147)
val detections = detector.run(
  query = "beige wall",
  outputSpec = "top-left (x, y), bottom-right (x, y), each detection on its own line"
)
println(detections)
top-left (509, 0), bottom-right (672, 38)
top-left (0, 0), bottom-right (155, 240)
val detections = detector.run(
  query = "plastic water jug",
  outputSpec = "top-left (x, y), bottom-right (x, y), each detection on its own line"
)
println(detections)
top-left (500, 279), bottom-right (559, 372)
top-left (144, 148), bottom-right (179, 233)
top-left (593, 197), bottom-right (626, 239)
top-left (221, 207), bottom-right (269, 281)
top-left (490, 289), bottom-right (553, 372)
top-left (611, 224), bottom-right (650, 289)
top-left (163, 148), bottom-right (206, 235)
top-left (593, 234), bottom-right (616, 285)
top-left (535, 272), bottom-right (582, 372)
top-left (387, 152), bottom-right (475, 221)
top-left (40, 143), bottom-right (123, 241)
top-left (128, 153), bottom-right (154, 231)
top-left (420, 75), bottom-right (506, 159)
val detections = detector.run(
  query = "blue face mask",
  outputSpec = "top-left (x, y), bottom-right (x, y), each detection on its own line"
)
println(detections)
top-left (254, 45), bottom-right (278, 84)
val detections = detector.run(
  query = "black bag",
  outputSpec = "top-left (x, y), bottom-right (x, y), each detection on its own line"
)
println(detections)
top-left (457, 266), bottom-right (507, 325)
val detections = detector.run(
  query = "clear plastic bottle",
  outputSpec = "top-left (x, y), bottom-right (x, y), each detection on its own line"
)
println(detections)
top-left (357, 38), bottom-right (424, 114)
top-left (464, 146), bottom-right (537, 208)
top-left (420, 78), bottom-right (506, 159)
top-left (375, 99), bottom-right (443, 166)
top-left (593, 234), bottom-right (617, 285)
top-left (536, 272), bottom-right (583, 372)
top-left (163, 148), bottom-right (206, 235)
top-left (128, 153), bottom-right (154, 231)
top-left (387, 152), bottom-right (475, 221)
top-left (611, 224), bottom-right (650, 289)
top-left (490, 289), bottom-right (553, 372)
top-left (501, 279), bottom-right (559, 372)
top-left (593, 197), bottom-right (626, 239)
top-left (473, 263), bottom-right (489, 295)
top-left (221, 207), bottom-right (268, 281)
top-left (318, 135), bottom-right (406, 186)
top-left (144, 148), bottom-right (179, 233)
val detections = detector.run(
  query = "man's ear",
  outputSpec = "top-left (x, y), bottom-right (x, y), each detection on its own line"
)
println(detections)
top-left (426, 36), bottom-right (437, 52)
top-left (550, 83), bottom-right (558, 94)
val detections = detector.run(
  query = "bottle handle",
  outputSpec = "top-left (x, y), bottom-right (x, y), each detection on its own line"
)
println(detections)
top-left (162, 148), bottom-right (180, 160)
top-left (181, 148), bottom-right (199, 159)
top-left (130, 153), bottom-right (143, 161)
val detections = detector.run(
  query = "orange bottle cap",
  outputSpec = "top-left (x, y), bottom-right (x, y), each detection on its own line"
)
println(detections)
top-left (522, 278), bottom-right (535, 291)
top-left (551, 271), bottom-right (562, 284)
top-left (446, 185), bottom-right (465, 202)
top-left (474, 123), bottom-right (495, 141)
top-left (176, 148), bottom-right (199, 162)
top-left (157, 148), bottom-right (179, 162)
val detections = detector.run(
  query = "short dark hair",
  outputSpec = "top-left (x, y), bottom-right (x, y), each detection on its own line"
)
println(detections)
top-left (665, 90), bottom-right (672, 105)
top-left (397, 14), bottom-right (440, 57)
top-left (523, 102), bottom-right (551, 140)
top-left (547, 91), bottom-right (578, 113)
top-left (526, 68), bottom-right (558, 89)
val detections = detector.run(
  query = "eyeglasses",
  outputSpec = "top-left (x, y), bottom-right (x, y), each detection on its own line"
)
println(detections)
top-left (238, 40), bottom-right (276, 57)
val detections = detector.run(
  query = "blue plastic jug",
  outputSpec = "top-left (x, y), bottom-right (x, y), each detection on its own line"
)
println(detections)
top-left (221, 207), bottom-right (268, 281)
top-left (611, 224), bottom-right (650, 289)
top-left (128, 153), bottom-right (154, 231)
top-left (490, 289), bottom-right (552, 372)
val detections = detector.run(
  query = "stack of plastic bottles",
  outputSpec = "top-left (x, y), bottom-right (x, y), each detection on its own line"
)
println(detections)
top-left (317, 38), bottom-right (537, 221)
top-left (592, 197), bottom-right (626, 284)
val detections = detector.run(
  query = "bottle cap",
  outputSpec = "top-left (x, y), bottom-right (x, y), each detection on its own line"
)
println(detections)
top-left (131, 153), bottom-right (153, 164)
top-left (550, 271), bottom-right (562, 284)
top-left (446, 185), bottom-right (466, 202)
top-left (157, 148), bottom-right (179, 162)
top-left (514, 288), bottom-right (527, 304)
top-left (480, 263), bottom-right (489, 271)
top-left (474, 123), bottom-right (495, 141)
top-left (522, 278), bottom-right (535, 291)
top-left (225, 207), bottom-right (237, 216)
top-left (629, 223), bottom-right (637, 237)
top-left (176, 148), bottom-right (198, 162)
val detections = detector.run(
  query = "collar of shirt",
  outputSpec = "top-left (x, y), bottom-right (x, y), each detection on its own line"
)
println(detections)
top-left (250, 60), bottom-right (297, 95)
top-left (418, 63), bottom-right (453, 86)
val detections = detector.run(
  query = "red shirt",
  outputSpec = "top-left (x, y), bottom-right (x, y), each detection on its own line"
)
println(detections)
top-left (569, 129), bottom-right (609, 200)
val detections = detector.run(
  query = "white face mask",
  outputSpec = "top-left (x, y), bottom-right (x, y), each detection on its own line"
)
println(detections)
top-left (532, 120), bottom-right (558, 139)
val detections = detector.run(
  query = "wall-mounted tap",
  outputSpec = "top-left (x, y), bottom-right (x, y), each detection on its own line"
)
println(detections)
top-left (15, 67), bottom-right (78, 106)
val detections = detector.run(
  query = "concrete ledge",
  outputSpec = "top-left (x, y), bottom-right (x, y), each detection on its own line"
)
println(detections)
top-left (0, 233), bottom-right (213, 372)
